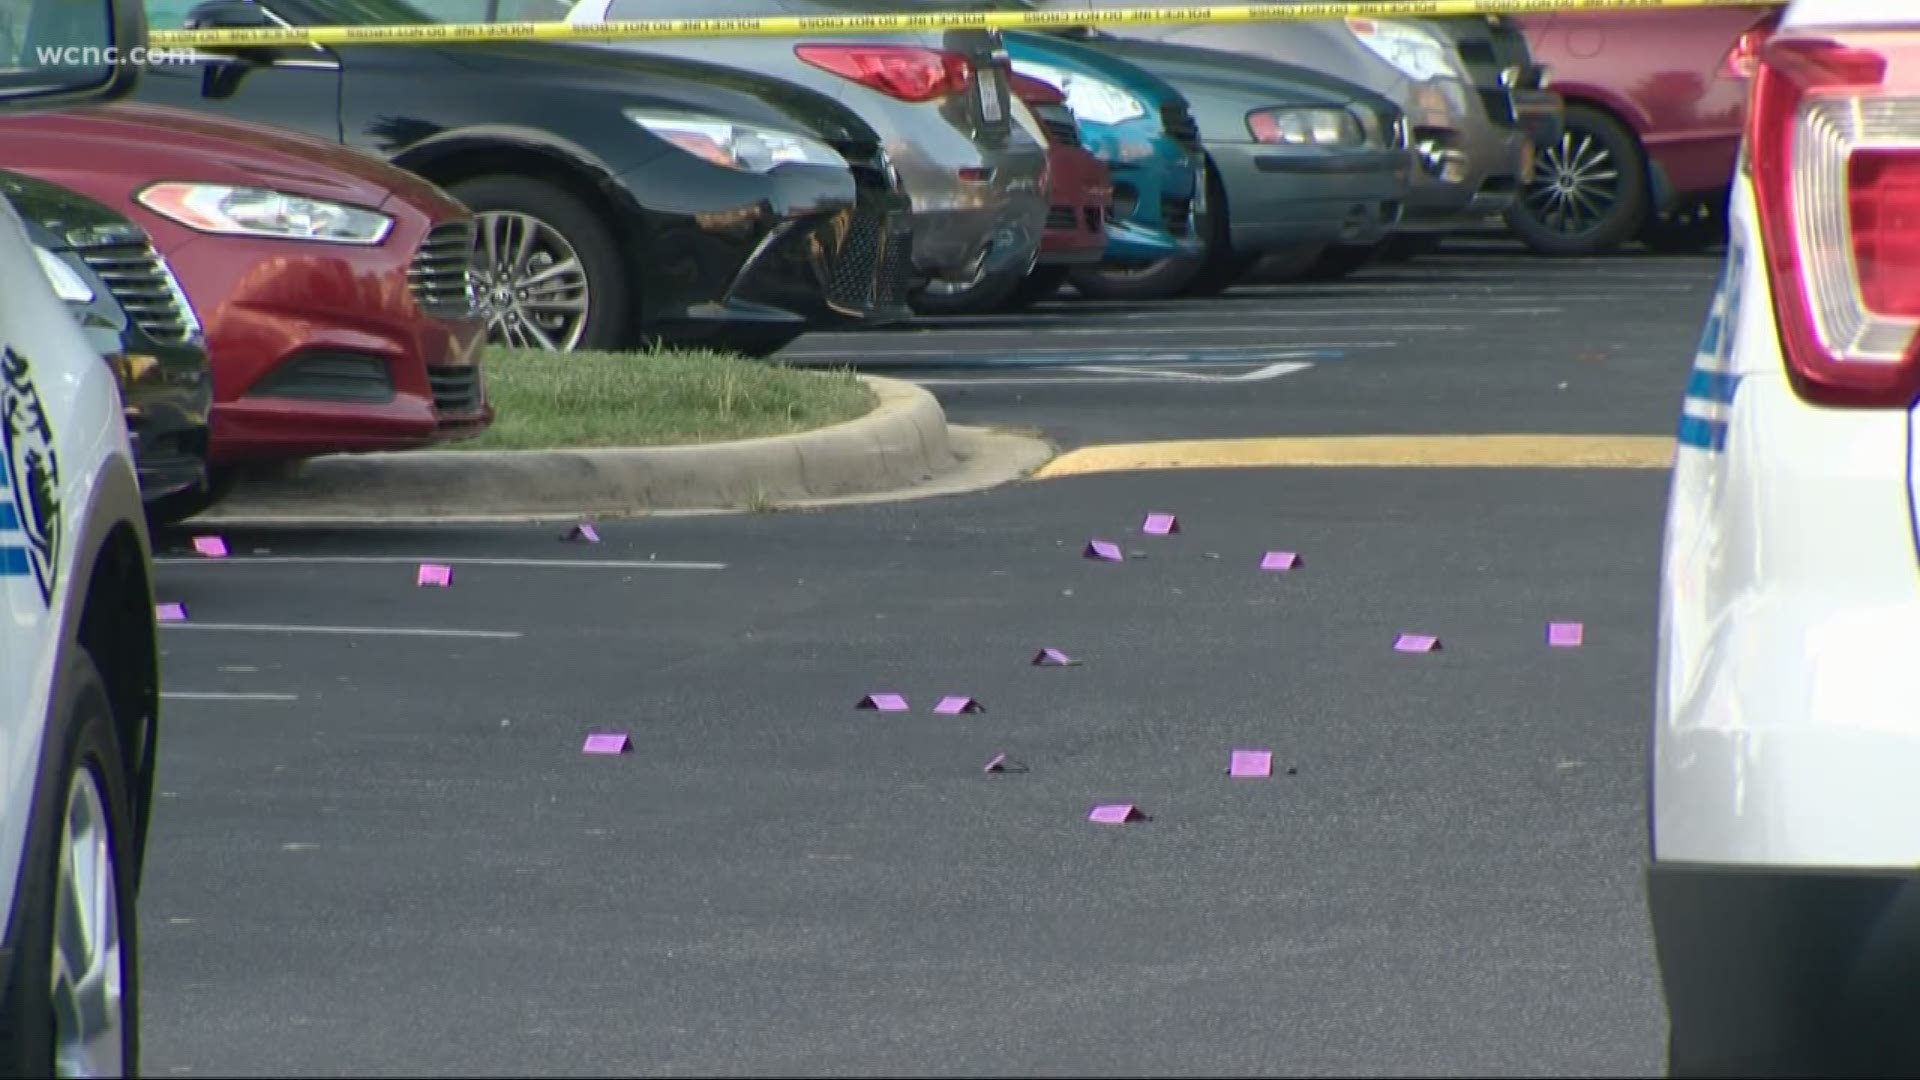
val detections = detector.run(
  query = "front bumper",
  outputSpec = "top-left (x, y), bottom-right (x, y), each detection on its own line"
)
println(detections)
top-left (1649, 863), bottom-right (1920, 1076)
top-left (1078, 121), bottom-right (1205, 266)
top-left (161, 226), bottom-right (491, 466)
top-left (58, 246), bottom-right (212, 501)
top-left (1394, 78), bottom-right (1529, 233)
top-left (626, 155), bottom-right (915, 352)
top-left (1039, 142), bottom-right (1111, 266)
top-left (1209, 142), bottom-right (1412, 252)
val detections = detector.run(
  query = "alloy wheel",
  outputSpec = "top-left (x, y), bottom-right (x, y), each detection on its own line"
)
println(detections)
top-left (1523, 129), bottom-right (1624, 237)
top-left (469, 211), bottom-right (593, 351)
top-left (50, 764), bottom-right (123, 1079)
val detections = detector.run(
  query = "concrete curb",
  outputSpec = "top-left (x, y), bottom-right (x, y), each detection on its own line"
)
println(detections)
top-left (197, 376), bottom-right (996, 522)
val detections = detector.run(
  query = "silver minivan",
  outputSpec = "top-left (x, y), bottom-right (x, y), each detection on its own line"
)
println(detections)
top-left (565, 0), bottom-right (1052, 316)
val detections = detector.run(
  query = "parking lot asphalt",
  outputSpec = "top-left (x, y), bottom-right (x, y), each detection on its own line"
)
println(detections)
top-left (783, 239), bottom-right (1720, 450)
top-left (142, 240), bottom-right (1716, 1076)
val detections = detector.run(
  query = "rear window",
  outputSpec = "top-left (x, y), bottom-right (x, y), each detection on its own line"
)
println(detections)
top-left (601, 0), bottom-right (781, 16)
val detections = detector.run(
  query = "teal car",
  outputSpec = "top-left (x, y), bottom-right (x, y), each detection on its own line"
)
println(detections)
top-left (1004, 29), bottom-right (1211, 300)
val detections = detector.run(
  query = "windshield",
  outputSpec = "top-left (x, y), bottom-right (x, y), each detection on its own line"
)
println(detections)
top-left (294, 0), bottom-right (443, 25)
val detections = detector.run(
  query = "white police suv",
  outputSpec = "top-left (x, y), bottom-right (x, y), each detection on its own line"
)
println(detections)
top-left (1649, 1), bottom-right (1920, 1075)
top-left (0, 0), bottom-right (162, 1073)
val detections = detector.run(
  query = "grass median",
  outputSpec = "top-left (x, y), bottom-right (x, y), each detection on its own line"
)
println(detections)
top-left (457, 346), bottom-right (875, 451)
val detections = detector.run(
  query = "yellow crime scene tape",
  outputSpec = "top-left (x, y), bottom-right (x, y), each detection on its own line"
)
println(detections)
top-left (149, 0), bottom-right (1783, 50)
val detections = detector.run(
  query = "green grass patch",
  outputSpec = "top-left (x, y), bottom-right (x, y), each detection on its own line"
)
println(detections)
top-left (458, 346), bottom-right (875, 451)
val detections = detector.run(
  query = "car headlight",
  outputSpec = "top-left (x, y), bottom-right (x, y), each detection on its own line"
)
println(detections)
top-left (1247, 107), bottom-right (1366, 148)
top-left (136, 183), bottom-right (394, 245)
top-left (1346, 18), bottom-right (1462, 83)
top-left (625, 110), bottom-right (847, 173)
top-left (33, 246), bottom-right (93, 304)
top-left (1010, 60), bottom-right (1146, 126)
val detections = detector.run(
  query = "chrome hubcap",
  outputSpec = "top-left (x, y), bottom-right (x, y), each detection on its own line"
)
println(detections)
top-left (51, 764), bottom-right (123, 1079)
top-left (1524, 129), bottom-right (1622, 236)
top-left (469, 211), bottom-right (592, 351)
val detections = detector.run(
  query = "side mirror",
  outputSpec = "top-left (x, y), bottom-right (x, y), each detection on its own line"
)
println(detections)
top-left (0, 0), bottom-right (147, 113)
top-left (181, 0), bottom-right (273, 30)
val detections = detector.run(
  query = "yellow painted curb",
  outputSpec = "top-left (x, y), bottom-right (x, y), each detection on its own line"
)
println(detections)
top-left (1032, 435), bottom-right (1677, 479)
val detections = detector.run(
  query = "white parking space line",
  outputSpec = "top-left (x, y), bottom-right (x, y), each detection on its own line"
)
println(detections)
top-left (162, 691), bottom-right (300, 702)
top-left (911, 360), bottom-right (1314, 386)
top-left (156, 556), bottom-right (726, 570)
top-left (162, 623), bottom-right (523, 639)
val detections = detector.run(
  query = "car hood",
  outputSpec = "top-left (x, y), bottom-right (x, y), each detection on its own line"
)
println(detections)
top-left (0, 169), bottom-right (147, 253)
top-left (1004, 30), bottom-right (1189, 111)
top-left (0, 103), bottom-right (452, 213)
top-left (1072, 34), bottom-right (1365, 110)
top-left (434, 42), bottom-right (884, 150)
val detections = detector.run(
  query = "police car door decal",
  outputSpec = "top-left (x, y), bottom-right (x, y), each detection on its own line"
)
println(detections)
top-left (1, 345), bottom-right (60, 606)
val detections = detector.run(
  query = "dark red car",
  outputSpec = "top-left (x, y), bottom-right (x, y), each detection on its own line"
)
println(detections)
top-left (1012, 71), bottom-right (1112, 307)
top-left (0, 102), bottom-right (490, 516)
top-left (1509, 4), bottom-right (1783, 256)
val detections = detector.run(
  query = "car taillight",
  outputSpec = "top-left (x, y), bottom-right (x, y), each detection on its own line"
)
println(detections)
top-left (1750, 33), bottom-right (1920, 408)
top-left (794, 44), bottom-right (973, 103)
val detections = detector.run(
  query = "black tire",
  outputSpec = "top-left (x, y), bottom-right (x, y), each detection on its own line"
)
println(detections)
top-left (1640, 195), bottom-right (1728, 255)
top-left (1300, 242), bottom-right (1381, 281)
top-left (1507, 103), bottom-right (1650, 257)
top-left (908, 264), bottom-right (1027, 317)
top-left (1176, 161), bottom-right (1255, 297)
top-left (0, 650), bottom-right (141, 1078)
top-left (143, 465), bottom-right (236, 531)
top-left (1066, 250), bottom-right (1206, 301)
top-left (446, 174), bottom-right (631, 351)
top-left (1003, 265), bottom-right (1070, 311)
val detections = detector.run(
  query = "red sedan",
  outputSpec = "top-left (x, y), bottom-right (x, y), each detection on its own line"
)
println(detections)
top-left (1510, 4), bottom-right (1783, 255)
top-left (1010, 71), bottom-right (1112, 308)
top-left (0, 101), bottom-right (489, 514)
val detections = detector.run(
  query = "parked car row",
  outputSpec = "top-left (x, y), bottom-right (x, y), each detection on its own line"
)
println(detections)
top-left (4, 0), bottom-right (1785, 532)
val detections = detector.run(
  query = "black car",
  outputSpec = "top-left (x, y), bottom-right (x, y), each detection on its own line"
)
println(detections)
top-left (133, 0), bottom-right (915, 356)
top-left (4, 170), bottom-right (213, 514)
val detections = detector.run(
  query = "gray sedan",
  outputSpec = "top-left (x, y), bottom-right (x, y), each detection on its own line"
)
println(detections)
top-left (1056, 28), bottom-right (1414, 294)
top-left (566, 0), bottom-right (1052, 316)
top-left (1038, 1), bottom-right (1535, 265)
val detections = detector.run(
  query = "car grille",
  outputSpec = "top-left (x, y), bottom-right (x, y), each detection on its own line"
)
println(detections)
top-left (823, 203), bottom-right (909, 313)
top-left (409, 220), bottom-right (476, 318)
top-left (77, 243), bottom-right (198, 345)
top-left (1033, 101), bottom-right (1080, 146)
top-left (1160, 101), bottom-right (1201, 149)
top-left (1162, 194), bottom-right (1192, 238)
top-left (1047, 205), bottom-right (1077, 230)
top-left (427, 364), bottom-right (483, 416)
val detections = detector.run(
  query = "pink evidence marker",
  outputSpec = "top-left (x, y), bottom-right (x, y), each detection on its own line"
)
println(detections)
top-left (1084, 540), bottom-right (1123, 562)
top-left (1142, 513), bottom-right (1179, 535)
top-left (1394, 633), bottom-right (1441, 653)
top-left (416, 563), bottom-right (453, 587)
top-left (984, 753), bottom-right (1028, 774)
top-left (581, 733), bottom-right (632, 754)
top-left (155, 602), bottom-right (187, 622)
top-left (1260, 551), bottom-right (1300, 571)
top-left (191, 536), bottom-right (227, 558)
top-left (857, 693), bottom-right (909, 712)
top-left (934, 695), bottom-right (984, 715)
top-left (1088, 804), bottom-right (1148, 824)
top-left (1032, 648), bottom-right (1078, 667)
top-left (1548, 621), bottom-right (1585, 647)
top-left (564, 523), bottom-right (601, 543)
top-left (1228, 749), bottom-right (1274, 778)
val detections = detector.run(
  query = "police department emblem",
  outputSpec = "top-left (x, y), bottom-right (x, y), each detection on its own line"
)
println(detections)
top-left (1, 346), bottom-right (61, 606)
